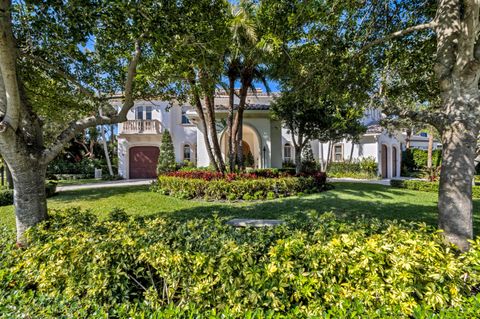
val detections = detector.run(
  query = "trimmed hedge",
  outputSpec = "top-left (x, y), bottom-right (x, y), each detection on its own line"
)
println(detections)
top-left (0, 189), bottom-right (13, 206)
top-left (153, 175), bottom-right (324, 200)
top-left (327, 157), bottom-right (378, 179)
top-left (0, 182), bottom-right (57, 207)
top-left (1, 209), bottom-right (479, 318)
top-left (391, 179), bottom-right (480, 198)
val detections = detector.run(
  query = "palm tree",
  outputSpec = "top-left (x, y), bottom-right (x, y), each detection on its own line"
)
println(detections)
top-left (224, 0), bottom-right (275, 170)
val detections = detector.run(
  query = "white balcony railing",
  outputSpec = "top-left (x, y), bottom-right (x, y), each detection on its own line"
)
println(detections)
top-left (119, 120), bottom-right (162, 135)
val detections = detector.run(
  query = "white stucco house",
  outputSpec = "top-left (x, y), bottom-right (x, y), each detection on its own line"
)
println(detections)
top-left (116, 92), bottom-right (406, 179)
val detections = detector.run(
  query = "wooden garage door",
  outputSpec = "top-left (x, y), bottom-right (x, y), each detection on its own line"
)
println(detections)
top-left (129, 146), bottom-right (159, 179)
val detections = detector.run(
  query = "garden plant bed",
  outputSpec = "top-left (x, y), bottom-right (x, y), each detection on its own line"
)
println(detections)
top-left (1, 209), bottom-right (479, 318)
top-left (151, 170), bottom-right (327, 201)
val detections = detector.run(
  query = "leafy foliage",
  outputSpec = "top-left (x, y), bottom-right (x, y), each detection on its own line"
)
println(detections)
top-left (328, 157), bottom-right (378, 179)
top-left (157, 130), bottom-right (176, 174)
top-left (0, 210), bottom-right (479, 317)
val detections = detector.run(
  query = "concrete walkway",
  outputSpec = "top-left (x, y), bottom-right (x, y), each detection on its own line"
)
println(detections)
top-left (328, 177), bottom-right (420, 186)
top-left (57, 179), bottom-right (155, 192)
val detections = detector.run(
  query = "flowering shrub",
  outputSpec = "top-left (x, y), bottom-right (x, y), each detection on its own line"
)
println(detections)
top-left (1, 210), bottom-right (479, 318)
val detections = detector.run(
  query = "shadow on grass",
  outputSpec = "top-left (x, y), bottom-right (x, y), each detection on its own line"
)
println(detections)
top-left (50, 183), bottom-right (480, 235)
top-left (53, 185), bottom-right (152, 202)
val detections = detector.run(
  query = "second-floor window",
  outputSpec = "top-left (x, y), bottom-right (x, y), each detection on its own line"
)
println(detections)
top-left (181, 109), bottom-right (190, 124)
top-left (135, 106), bottom-right (152, 120)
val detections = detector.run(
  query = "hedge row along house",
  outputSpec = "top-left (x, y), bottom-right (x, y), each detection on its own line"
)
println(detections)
top-left (116, 91), bottom-right (424, 179)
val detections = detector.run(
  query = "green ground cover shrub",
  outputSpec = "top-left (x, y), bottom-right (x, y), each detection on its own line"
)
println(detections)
top-left (327, 157), bottom-right (378, 179)
top-left (391, 179), bottom-right (480, 198)
top-left (0, 209), bottom-right (479, 318)
top-left (153, 175), bottom-right (322, 200)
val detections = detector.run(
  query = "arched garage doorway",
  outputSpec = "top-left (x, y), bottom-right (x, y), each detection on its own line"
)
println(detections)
top-left (381, 144), bottom-right (388, 178)
top-left (129, 146), bottom-right (159, 179)
top-left (392, 146), bottom-right (398, 178)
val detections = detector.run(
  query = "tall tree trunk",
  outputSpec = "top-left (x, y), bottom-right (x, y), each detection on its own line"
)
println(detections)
top-left (101, 125), bottom-right (114, 176)
top-left (189, 78), bottom-right (219, 171)
top-left (427, 129), bottom-right (433, 169)
top-left (204, 96), bottom-right (226, 172)
top-left (5, 162), bottom-right (13, 189)
top-left (405, 128), bottom-right (412, 150)
top-left (10, 158), bottom-right (48, 245)
top-left (349, 142), bottom-right (355, 163)
top-left (227, 75), bottom-right (236, 171)
top-left (232, 71), bottom-right (252, 170)
top-left (319, 143), bottom-right (325, 172)
top-left (294, 145), bottom-right (302, 175)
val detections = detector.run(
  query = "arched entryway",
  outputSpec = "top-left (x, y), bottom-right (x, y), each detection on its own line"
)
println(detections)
top-left (129, 146), bottom-right (159, 179)
top-left (221, 124), bottom-right (261, 168)
top-left (392, 146), bottom-right (398, 178)
top-left (381, 144), bottom-right (388, 178)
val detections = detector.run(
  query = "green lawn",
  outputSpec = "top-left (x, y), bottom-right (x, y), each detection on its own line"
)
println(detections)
top-left (1, 182), bottom-right (479, 235)
top-left (53, 178), bottom-right (105, 187)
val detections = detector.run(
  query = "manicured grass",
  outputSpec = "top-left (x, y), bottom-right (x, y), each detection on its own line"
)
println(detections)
top-left (53, 178), bottom-right (105, 187)
top-left (1, 182), bottom-right (479, 235)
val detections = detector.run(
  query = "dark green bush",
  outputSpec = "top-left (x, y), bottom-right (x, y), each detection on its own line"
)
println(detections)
top-left (1, 210), bottom-right (479, 318)
top-left (391, 179), bottom-right (480, 198)
top-left (403, 149), bottom-right (442, 172)
top-left (0, 189), bottom-right (13, 206)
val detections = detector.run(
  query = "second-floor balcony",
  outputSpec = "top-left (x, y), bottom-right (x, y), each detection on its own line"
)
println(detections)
top-left (119, 120), bottom-right (163, 135)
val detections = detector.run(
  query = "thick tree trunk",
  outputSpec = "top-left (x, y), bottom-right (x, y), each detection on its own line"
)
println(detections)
top-left (438, 120), bottom-right (478, 251)
top-left (11, 160), bottom-right (48, 245)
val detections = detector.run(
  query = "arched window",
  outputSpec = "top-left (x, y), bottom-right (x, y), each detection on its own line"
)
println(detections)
top-left (283, 143), bottom-right (292, 162)
top-left (183, 144), bottom-right (191, 162)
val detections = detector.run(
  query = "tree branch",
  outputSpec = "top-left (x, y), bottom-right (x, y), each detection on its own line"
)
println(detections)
top-left (23, 54), bottom-right (98, 101)
top-left (384, 107), bottom-right (447, 130)
top-left (0, 0), bottom-right (21, 132)
top-left (358, 21), bottom-right (437, 54)
top-left (41, 39), bottom-right (143, 164)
